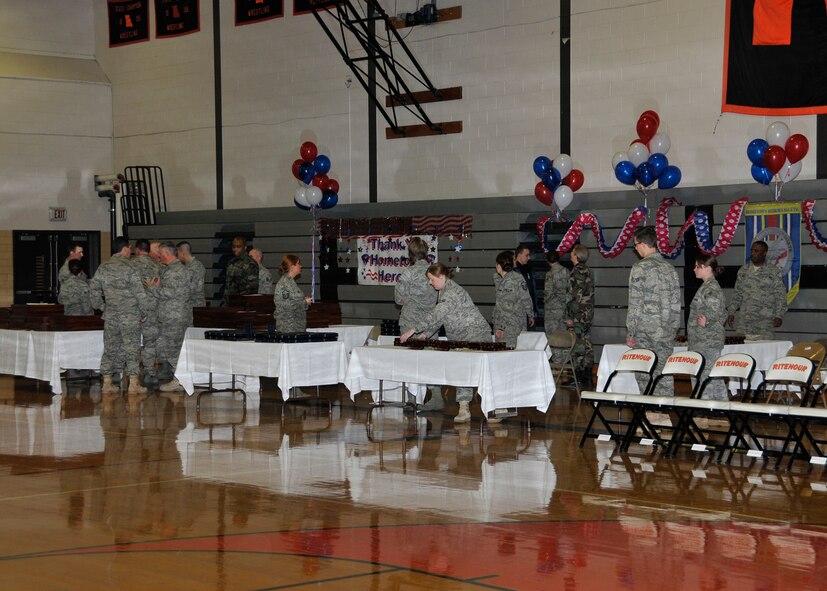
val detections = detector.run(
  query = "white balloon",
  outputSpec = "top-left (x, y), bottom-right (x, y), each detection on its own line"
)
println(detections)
top-left (778, 159), bottom-right (802, 184)
top-left (306, 186), bottom-right (323, 205)
top-left (649, 132), bottom-right (671, 155)
top-left (627, 142), bottom-right (650, 167)
top-left (554, 185), bottom-right (574, 211)
top-left (611, 151), bottom-right (627, 170)
top-left (766, 121), bottom-right (791, 147)
top-left (553, 154), bottom-right (573, 179)
top-left (294, 187), bottom-right (310, 207)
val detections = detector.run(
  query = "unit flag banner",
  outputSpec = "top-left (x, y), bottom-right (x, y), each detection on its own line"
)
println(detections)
top-left (357, 236), bottom-right (438, 286)
top-left (744, 202), bottom-right (801, 304)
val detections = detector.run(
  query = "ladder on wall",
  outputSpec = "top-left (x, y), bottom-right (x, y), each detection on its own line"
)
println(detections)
top-left (121, 166), bottom-right (168, 235)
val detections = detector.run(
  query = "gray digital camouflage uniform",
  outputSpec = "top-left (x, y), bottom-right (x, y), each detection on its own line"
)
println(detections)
top-left (566, 262), bottom-right (595, 374)
top-left (415, 279), bottom-right (491, 402)
top-left (274, 274), bottom-right (308, 332)
top-left (258, 265), bottom-right (275, 295)
top-left (626, 253), bottom-right (681, 396)
top-left (90, 254), bottom-right (153, 377)
top-left (394, 259), bottom-right (438, 333)
top-left (58, 259), bottom-right (86, 285)
top-left (185, 256), bottom-right (207, 307)
top-left (493, 270), bottom-right (534, 348)
top-left (58, 275), bottom-right (93, 316)
top-left (131, 254), bottom-right (162, 380)
top-left (688, 278), bottom-right (727, 400)
top-left (727, 263), bottom-right (787, 340)
top-left (151, 259), bottom-right (192, 373)
top-left (544, 262), bottom-right (570, 338)
top-left (224, 253), bottom-right (259, 303)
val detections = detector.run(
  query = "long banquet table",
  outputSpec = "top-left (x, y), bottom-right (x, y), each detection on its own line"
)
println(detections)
top-left (344, 345), bottom-right (555, 415)
top-left (0, 328), bottom-right (103, 395)
top-left (596, 340), bottom-right (794, 393)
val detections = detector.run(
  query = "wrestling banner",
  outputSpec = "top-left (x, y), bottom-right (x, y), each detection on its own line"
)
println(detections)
top-left (155, 0), bottom-right (200, 38)
top-left (107, 0), bottom-right (150, 47)
top-left (235, 0), bottom-right (283, 25)
top-left (744, 201), bottom-right (801, 303)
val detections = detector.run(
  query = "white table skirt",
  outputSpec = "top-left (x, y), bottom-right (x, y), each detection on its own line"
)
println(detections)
top-left (175, 335), bottom-right (348, 400)
top-left (345, 345), bottom-right (555, 415)
top-left (0, 329), bottom-right (103, 395)
top-left (596, 340), bottom-right (794, 393)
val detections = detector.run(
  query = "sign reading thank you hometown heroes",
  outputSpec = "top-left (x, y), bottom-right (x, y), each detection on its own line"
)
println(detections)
top-left (235, 0), bottom-right (283, 25)
top-left (357, 235), bottom-right (438, 286)
top-left (107, 0), bottom-right (150, 47)
top-left (155, 0), bottom-right (200, 38)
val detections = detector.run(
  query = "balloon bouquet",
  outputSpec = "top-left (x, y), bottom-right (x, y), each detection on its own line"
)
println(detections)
top-left (532, 153), bottom-right (585, 219)
top-left (292, 141), bottom-right (340, 210)
top-left (612, 110), bottom-right (682, 211)
top-left (746, 121), bottom-right (808, 200)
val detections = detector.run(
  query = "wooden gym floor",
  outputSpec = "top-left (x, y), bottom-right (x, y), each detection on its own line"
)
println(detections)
top-left (0, 374), bottom-right (824, 590)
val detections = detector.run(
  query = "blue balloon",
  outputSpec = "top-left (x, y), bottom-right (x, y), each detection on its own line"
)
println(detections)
top-left (747, 138), bottom-right (769, 166)
top-left (294, 197), bottom-right (311, 211)
top-left (636, 162), bottom-right (656, 187)
top-left (533, 156), bottom-right (552, 178)
top-left (299, 162), bottom-right (315, 184)
top-left (648, 153), bottom-right (669, 178)
top-left (750, 163), bottom-right (772, 185)
top-left (313, 155), bottom-right (331, 175)
top-left (543, 167), bottom-right (562, 190)
top-left (615, 161), bottom-right (637, 186)
top-left (320, 192), bottom-right (338, 209)
top-left (658, 165), bottom-right (682, 190)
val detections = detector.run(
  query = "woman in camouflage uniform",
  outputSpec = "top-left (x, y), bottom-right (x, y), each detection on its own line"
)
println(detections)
top-left (493, 250), bottom-right (534, 349)
top-left (688, 254), bottom-right (727, 400)
top-left (274, 255), bottom-right (311, 332)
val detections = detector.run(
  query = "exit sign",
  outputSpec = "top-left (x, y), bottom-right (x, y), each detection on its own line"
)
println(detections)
top-left (49, 207), bottom-right (68, 222)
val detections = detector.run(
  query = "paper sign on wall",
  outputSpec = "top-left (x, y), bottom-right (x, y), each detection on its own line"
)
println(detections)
top-left (357, 235), bottom-right (438, 286)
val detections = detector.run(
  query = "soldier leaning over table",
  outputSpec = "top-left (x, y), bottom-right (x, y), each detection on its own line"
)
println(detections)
top-left (58, 259), bottom-right (93, 316)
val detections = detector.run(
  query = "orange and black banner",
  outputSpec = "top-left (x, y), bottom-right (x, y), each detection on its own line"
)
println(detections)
top-left (723, 0), bottom-right (827, 115)
top-left (155, 0), bottom-right (200, 38)
top-left (235, 0), bottom-right (283, 25)
top-left (107, 0), bottom-right (150, 47)
top-left (293, 0), bottom-right (342, 16)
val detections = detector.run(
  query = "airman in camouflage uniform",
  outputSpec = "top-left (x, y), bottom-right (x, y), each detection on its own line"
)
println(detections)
top-left (58, 259), bottom-right (93, 316)
top-left (131, 239), bottom-right (162, 386)
top-left (90, 237), bottom-right (153, 395)
top-left (274, 255), bottom-right (310, 332)
top-left (58, 243), bottom-right (85, 285)
top-left (399, 263), bottom-right (491, 423)
top-left (493, 251), bottom-right (534, 349)
top-left (689, 255), bottom-right (727, 400)
top-left (543, 250), bottom-right (570, 362)
top-left (177, 241), bottom-right (207, 308)
top-left (726, 240), bottom-right (787, 341)
top-left (566, 245), bottom-right (594, 384)
top-left (224, 236), bottom-right (259, 303)
top-left (150, 242), bottom-right (193, 392)
top-left (250, 249), bottom-right (274, 295)
top-left (626, 227), bottom-right (681, 396)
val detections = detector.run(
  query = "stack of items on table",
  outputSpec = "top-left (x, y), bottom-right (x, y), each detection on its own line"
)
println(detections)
top-left (393, 338), bottom-right (510, 352)
top-left (204, 328), bottom-right (338, 343)
top-left (0, 304), bottom-right (103, 331)
top-left (380, 319), bottom-right (400, 336)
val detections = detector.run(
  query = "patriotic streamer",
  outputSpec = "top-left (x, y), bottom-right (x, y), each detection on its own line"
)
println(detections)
top-left (655, 197), bottom-right (749, 260)
top-left (802, 200), bottom-right (827, 252)
top-left (546, 207), bottom-right (648, 258)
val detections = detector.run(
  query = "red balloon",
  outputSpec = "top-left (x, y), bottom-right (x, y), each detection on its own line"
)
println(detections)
top-left (327, 179), bottom-right (340, 194)
top-left (640, 109), bottom-right (660, 126)
top-left (785, 133), bottom-right (809, 164)
top-left (636, 114), bottom-right (659, 142)
top-left (535, 182), bottom-right (553, 206)
top-left (311, 174), bottom-right (329, 191)
top-left (762, 145), bottom-right (787, 175)
top-left (291, 159), bottom-right (304, 180)
top-left (562, 169), bottom-right (585, 192)
top-left (300, 141), bottom-right (318, 163)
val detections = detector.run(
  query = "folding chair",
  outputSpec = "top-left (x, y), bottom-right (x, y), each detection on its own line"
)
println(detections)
top-left (548, 329), bottom-right (578, 391)
top-left (784, 342), bottom-right (826, 407)
top-left (579, 348), bottom-right (657, 449)
top-left (755, 355), bottom-right (816, 406)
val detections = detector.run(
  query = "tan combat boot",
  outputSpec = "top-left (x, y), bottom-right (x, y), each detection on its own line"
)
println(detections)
top-left (454, 400), bottom-right (471, 423)
top-left (127, 375), bottom-right (147, 394)
top-left (101, 375), bottom-right (119, 394)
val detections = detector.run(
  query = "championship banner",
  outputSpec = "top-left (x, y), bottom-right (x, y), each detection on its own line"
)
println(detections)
top-left (357, 235), bottom-right (438, 286)
top-left (235, 0), bottom-right (283, 25)
top-left (107, 0), bottom-right (150, 47)
top-left (744, 202), bottom-right (801, 303)
top-left (723, 0), bottom-right (827, 115)
top-left (155, 0), bottom-right (200, 38)
top-left (293, 0), bottom-right (342, 16)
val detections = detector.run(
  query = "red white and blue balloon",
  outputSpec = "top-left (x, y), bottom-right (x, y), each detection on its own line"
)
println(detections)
top-left (532, 153), bottom-right (584, 212)
top-left (292, 141), bottom-right (339, 210)
top-left (746, 121), bottom-right (808, 186)
top-left (613, 110), bottom-right (681, 192)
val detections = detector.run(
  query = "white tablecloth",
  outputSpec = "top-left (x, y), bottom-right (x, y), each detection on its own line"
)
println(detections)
top-left (175, 334), bottom-right (348, 400)
top-left (308, 324), bottom-right (374, 355)
top-left (344, 345), bottom-right (555, 415)
top-left (596, 340), bottom-right (794, 393)
top-left (0, 329), bottom-right (103, 395)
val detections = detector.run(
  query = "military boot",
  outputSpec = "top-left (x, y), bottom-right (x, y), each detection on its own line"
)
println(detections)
top-left (101, 375), bottom-right (119, 394)
top-left (454, 400), bottom-right (471, 423)
top-left (418, 388), bottom-right (445, 412)
top-left (127, 376), bottom-right (147, 394)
